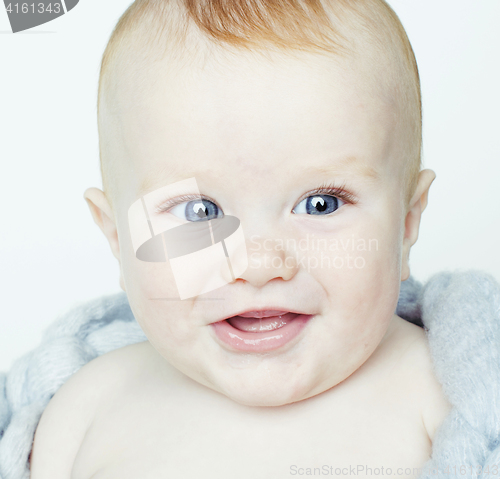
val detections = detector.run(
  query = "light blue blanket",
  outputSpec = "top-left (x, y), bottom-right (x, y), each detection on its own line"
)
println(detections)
top-left (1, 270), bottom-right (499, 479)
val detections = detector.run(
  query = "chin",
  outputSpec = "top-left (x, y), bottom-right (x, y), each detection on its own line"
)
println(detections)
top-left (228, 391), bottom-right (298, 407)
top-left (219, 377), bottom-right (311, 407)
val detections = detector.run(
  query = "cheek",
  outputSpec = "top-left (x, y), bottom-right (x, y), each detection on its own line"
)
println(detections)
top-left (118, 226), bottom-right (195, 351)
top-left (300, 218), bottom-right (402, 375)
top-left (312, 210), bottom-right (402, 325)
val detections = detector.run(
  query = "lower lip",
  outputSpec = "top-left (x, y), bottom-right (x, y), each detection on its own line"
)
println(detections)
top-left (211, 313), bottom-right (313, 352)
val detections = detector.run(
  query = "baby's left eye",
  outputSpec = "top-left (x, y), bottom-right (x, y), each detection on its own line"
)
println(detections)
top-left (293, 195), bottom-right (344, 215)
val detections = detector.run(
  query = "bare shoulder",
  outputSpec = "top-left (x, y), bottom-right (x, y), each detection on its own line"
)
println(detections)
top-left (410, 329), bottom-right (453, 443)
top-left (30, 340), bottom-right (151, 479)
top-left (387, 317), bottom-right (453, 443)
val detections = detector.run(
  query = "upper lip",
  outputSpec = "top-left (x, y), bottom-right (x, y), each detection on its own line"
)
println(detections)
top-left (215, 308), bottom-right (314, 323)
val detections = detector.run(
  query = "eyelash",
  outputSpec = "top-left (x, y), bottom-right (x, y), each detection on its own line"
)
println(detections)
top-left (154, 194), bottom-right (217, 214)
top-left (154, 181), bottom-right (357, 214)
top-left (296, 181), bottom-right (358, 206)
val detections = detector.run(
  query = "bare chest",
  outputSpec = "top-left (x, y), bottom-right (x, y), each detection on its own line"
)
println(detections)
top-left (72, 382), bottom-right (432, 479)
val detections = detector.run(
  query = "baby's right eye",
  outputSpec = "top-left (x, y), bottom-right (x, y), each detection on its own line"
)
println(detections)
top-left (169, 199), bottom-right (223, 222)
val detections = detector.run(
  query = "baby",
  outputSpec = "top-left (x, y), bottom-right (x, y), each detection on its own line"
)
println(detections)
top-left (30, 0), bottom-right (453, 477)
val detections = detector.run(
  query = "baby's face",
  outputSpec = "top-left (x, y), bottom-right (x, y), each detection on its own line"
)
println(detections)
top-left (108, 49), bottom-right (409, 406)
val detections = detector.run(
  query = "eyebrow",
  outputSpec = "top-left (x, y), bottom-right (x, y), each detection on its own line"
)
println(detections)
top-left (308, 156), bottom-right (380, 183)
top-left (137, 155), bottom-right (379, 197)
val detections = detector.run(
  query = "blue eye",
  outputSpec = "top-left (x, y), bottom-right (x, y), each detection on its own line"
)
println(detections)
top-left (293, 194), bottom-right (344, 215)
top-left (170, 199), bottom-right (222, 222)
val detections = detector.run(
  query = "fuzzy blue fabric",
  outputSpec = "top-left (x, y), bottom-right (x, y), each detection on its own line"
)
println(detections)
top-left (0, 270), bottom-right (499, 479)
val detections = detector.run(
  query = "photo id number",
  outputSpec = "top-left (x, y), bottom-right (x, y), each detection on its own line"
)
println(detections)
top-left (5, 3), bottom-right (62, 14)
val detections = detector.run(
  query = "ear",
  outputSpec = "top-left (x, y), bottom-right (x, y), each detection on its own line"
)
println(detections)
top-left (83, 187), bottom-right (126, 292)
top-left (401, 169), bottom-right (436, 282)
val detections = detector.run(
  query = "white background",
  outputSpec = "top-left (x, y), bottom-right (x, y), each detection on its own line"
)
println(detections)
top-left (1, 0), bottom-right (499, 372)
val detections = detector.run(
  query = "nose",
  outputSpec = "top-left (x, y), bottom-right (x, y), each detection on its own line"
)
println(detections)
top-left (236, 232), bottom-right (298, 288)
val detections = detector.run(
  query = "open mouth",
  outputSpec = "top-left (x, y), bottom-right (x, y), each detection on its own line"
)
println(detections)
top-left (211, 311), bottom-right (314, 352)
top-left (227, 311), bottom-right (296, 332)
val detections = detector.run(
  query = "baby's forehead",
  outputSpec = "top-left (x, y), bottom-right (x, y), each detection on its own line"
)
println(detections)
top-left (118, 52), bottom-right (390, 137)
top-left (105, 50), bottom-right (407, 199)
top-left (126, 93), bottom-right (401, 211)
top-left (104, 45), bottom-right (395, 135)
top-left (98, 0), bottom-right (421, 209)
